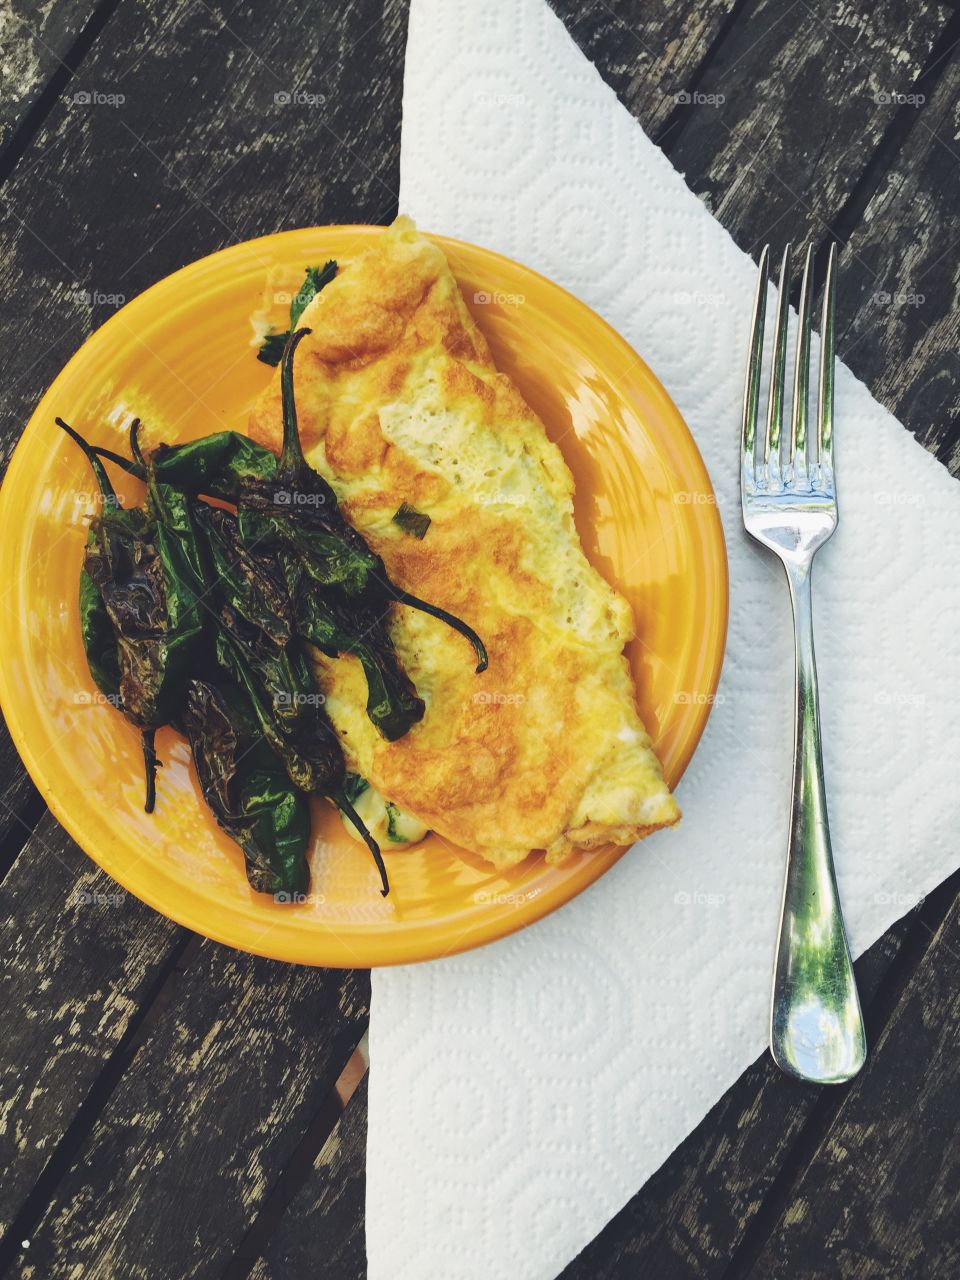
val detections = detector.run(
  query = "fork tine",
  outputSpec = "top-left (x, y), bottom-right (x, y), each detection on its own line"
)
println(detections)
top-left (818, 241), bottom-right (837, 483)
top-left (764, 244), bottom-right (792, 481)
top-left (790, 245), bottom-right (814, 477)
top-left (741, 245), bottom-right (770, 482)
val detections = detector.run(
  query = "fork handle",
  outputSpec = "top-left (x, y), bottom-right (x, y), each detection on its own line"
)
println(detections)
top-left (770, 558), bottom-right (866, 1084)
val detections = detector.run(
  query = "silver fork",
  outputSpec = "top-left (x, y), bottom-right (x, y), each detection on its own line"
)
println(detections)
top-left (740, 242), bottom-right (866, 1085)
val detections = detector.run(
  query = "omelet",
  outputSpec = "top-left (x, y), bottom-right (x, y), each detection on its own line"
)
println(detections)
top-left (248, 216), bottom-right (679, 868)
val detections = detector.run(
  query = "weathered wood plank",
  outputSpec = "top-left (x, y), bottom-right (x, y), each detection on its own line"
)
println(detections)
top-left (740, 893), bottom-right (960, 1279)
top-left (13, 948), bottom-right (369, 1279)
top-left (548, 0), bottom-right (738, 133)
top-left (0, 0), bottom-right (103, 153)
top-left (558, 910), bottom-right (921, 1279)
top-left (0, 812), bottom-right (183, 1238)
top-left (249, 1077), bottom-right (368, 1280)
top-left (664, 0), bottom-right (947, 254)
top-left (833, 57), bottom-right (960, 467)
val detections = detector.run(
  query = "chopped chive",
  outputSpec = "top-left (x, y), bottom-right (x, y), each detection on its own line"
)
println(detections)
top-left (393, 502), bottom-right (431, 540)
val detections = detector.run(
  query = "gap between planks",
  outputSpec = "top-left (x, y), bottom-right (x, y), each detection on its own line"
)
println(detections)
top-left (651, 0), bottom-right (757, 150)
top-left (0, 784), bottom-right (47, 885)
top-left (0, 0), bottom-right (125, 189)
top-left (0, 929), bottom-right (196, 1273)
top-left (218, 1034), bottom-right (370, 1280)
top-left (813, 5), bottom-right (960, 267)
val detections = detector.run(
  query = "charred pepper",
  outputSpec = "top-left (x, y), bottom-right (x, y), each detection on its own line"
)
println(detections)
top-left (58, 416), bottom-right (200, 812)
top-left (285, 553), bottom-right (425, 741)
top-left (181, 677), bottom-right (311, 897)
top-left (193, 506), bottom-right (389, 894)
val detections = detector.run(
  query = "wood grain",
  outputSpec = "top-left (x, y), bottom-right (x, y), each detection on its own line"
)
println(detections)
top-left (248, 1077), bottom-right (368, 1280)
top-left (548, 0), bottom-right (739, 133)
top-left (12, 947), bottom-right (369, 1279)
top-left (0, 0), bottom-right (407, 478)
top-left (664, 0), bottom-right (948, 254)
top-left (0, 812), bottom-right (182, 1238)
top-left (0, 0), bottom-right (103, 153)
top-left (741, 895), bottom-right (960, 1279)
top-left (0, 756), bottom-right (43, 870)
top-left (834, 57), bottom-right (960, 465)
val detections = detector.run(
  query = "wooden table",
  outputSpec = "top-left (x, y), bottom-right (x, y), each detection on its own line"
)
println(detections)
top-left (1, 1), bottom-right (958, 1276)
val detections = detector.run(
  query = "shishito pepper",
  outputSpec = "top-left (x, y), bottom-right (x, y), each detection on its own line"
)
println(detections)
top-left (137, 439), bottom-right (388, 895)
top-left (193, 506), bottom-right (389, 894)
top-left (131, 422), bottom-right (207, 645)
top-left (211, 605), bottom-right (389, 895)
top-left (95, 430), bottom-right (278, 502)
top-left (193, 487), bottom-right (423, 740)
top-left (60, 418), bottom-right (207, 812)
top-left (78, 566), bottom-right (121, 702)
top-left (149, 431), bottom-right (278, 500)
top-left (196, 501), bottom-right (292, 646)
top-left (285, 553), bottom-right (425, 741)
top-left (59, 417), bottom-right (197, 812)
top-left (213, 598), bottom-right (337, 794)
top-left (181, 677), bottom-right (310, 897)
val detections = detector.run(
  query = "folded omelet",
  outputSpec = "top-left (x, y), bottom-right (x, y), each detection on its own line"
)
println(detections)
top-left (248, 216), bottom-right (679, 868)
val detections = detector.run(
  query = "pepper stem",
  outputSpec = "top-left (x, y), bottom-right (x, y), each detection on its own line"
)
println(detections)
top-left (335, 790), bottom-right (389, 896)
top-left (92, 445), bottom-right (142, 478)
top-left (56, 417), bottom-right (118, 504)
top-left (142, 729), bottom-right (159, 813)
top-left (392, 590), bottom-right (488, 673)
top-left (279, 327), bottom-right (312, 474)
top-left (128, 418), bottom-right (147, 470)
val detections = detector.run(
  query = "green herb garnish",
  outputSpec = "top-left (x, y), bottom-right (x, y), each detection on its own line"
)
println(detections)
top-left (257, 261), bottom-right (338, 366)
top-left (385, 802), bottom-right (404, 843)
top-left (393, 502), bottom-right (431, 540)
top-left (342, 772), bottom-right (369, 804)
top-left (291, 261), bottom-right (337, 326)
top-left (257, 332), bottom-right (288, 367)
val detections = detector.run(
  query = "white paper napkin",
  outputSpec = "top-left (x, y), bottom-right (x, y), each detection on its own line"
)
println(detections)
top-left (366, 1), bottom-right (960, 1276)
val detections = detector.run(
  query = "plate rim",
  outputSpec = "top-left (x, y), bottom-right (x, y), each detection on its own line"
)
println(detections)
top-left (0, 224), bottom-right (728, 967)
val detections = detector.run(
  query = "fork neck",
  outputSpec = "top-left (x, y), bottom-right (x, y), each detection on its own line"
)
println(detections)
top-left (782, 558), bottom-right (824, 822)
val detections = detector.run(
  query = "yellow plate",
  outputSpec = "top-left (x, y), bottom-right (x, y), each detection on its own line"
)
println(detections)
top-left (0, 227), bottom-right (727, 967)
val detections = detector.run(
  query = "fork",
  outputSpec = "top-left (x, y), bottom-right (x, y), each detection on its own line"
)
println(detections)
top-left (740, 242), bottom-right (866, 1085)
